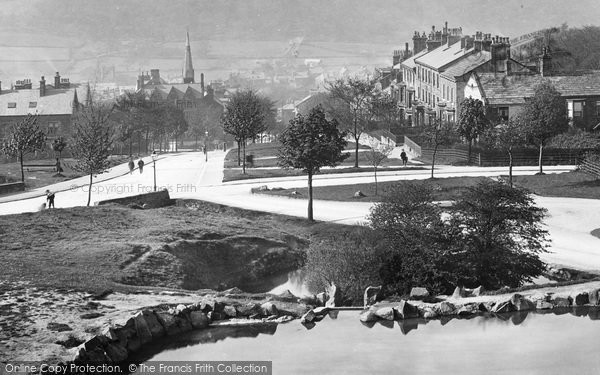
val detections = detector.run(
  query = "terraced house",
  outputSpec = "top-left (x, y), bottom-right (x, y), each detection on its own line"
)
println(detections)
top-left (0, 72), bottom-right (86, 144)
top-left (392, 23), bottom-right (532, 126)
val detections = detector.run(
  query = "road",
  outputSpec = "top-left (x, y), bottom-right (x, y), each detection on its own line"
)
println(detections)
top-left (1, 151), bottom-right (599, 271)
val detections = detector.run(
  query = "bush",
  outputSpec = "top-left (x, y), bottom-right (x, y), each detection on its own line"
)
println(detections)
top-left (303, 227), bottom-right (385, 305)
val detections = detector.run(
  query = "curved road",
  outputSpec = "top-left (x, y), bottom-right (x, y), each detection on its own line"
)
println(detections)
top-left (1, 151), bottom-right (599, 271)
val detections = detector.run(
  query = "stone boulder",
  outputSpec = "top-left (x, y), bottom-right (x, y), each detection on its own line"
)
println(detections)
top-left (471, 286), bottom-right (485, 297)
top-left (316, 292), bottom-right (328, 307)
top-left (190, 311), bottom-right (209, 329)
top-left (409, 287), bottom-right (430, 301)
top-left (393, 300), bottom-right (419, 319)
top-left (132, 312), bottom-right (153, 344)
top-left (223, 305), bottom-right (237, 318)
top-left (589, 289), bottom-right (600, 306)
top-left (363, 286), bottom-right (382, 307)
top-left (451, 286), bottom-right (466, 299)
top-left (434, 301), bottom-right (456, 316)
top-left (374, 307), bottom-right (395, 321)
top-left (536, 300), bottom-right (553, 310)
top-left (359, 309), bottom-right (378, 323)
top-left (457, 303), bottom-right (480, 316)
top-left (142, 310), bottom-right (165, 339)
top-left (236, 303), bottom-right (262, 317)
top-left (300, 310), bottom-right (316, 324)
top-left (104, 342), bottom-right (128, 363)
top-left (325, 283), bottom-right (343, 307)
top-left (551, 296), bottom-right (572, 308)
top-left (422, 308), bottom-right (438, 319)
top-left (155, 311), bottom-right (183, 336)
top-left (491, 299), bottom-right (514, 314)
top-left (354, 191), bottom-right (366, 198)
top-left (260, 302), bottom-right (279, 316)
top-left (510, 294), bottom-right (535, 311)
top-left (575, 292), bottom-right (589, 306)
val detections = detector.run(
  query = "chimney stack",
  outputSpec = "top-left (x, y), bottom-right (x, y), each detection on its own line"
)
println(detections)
top-left (200, 73), bottom-right (205, 94)
top-left (40, 76), bottom-right (46, 97)
top-left (539, 46), bottom-right (552, 77)
top-left (54, 72), bottom-right (61, 89)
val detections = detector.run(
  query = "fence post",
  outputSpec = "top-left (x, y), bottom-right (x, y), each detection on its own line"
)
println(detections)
top-left (478, 153), bottom-right (481, 167)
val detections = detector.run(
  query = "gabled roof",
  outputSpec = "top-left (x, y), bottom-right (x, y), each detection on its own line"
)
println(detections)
top-left (416, 42), bottom-right (476, 70)
top-left (475, 71), bottom-right (600, 105)
top-left (441, 51), bottom-right (491, 80)
top-left (142, 83), bottom-right (205, 100)
top-left (0, 86), bottom-right (81, 116)
top-left (400, 49), bottom-right (429, 70)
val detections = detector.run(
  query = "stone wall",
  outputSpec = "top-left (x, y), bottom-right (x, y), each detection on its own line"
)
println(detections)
top-left (95, 189), bottom-right (174, 209)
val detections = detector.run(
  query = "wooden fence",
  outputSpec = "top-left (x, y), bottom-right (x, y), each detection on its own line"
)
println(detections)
top-left (581, 159), bottom-right (600, 177)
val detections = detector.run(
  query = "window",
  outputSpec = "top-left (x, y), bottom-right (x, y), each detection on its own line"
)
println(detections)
top-left (8, 102), bottom-right (16, 108)
top-left (573, 101), bottom-right (583, 118)
top-left (497, 107), bottom-right (509, 122)
top-left (29, 102), bottom-right (37, 108)
top-left (47, 121), bottom-right (61, 135)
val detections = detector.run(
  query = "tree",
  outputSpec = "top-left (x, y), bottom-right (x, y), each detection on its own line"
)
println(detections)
top-left (449, 180), bottom-right (549, 289)
top-left (457, 97), bottom-right (489, 164)
top-left (519, 81), bottom-right (568, 174)
top-left (221, 89), bottom-right (267, 173)
top-left (186, 102), bottom-right (223, 149)
top-left (364, 142), bottom-right (393, 195)
top-left (423, 119), bottom-right (455, 178)
top-left (278, 106), bottom-right (348, 221)
top-left (487, 120), bottom-right (526, 187)
top-left (71, 103), bottom-right (115, 206)
top-left (51, 137), bottom-right (67, 160)
top-left (327, 77), bottom-right (378, 168)
top-left (161, 104), bottom-right (188, 152)
top-left (114, 91), bottom-right (153, 154)
top-left (372, 92), bottom-right (402, 132)
top-left (1, 114), bottom-right (46, 182)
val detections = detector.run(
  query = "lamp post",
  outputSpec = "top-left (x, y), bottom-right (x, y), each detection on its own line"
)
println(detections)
top-left (204, 130), bottom-right (208, 162)
top-left (151, 151), bottom-right (158, 192)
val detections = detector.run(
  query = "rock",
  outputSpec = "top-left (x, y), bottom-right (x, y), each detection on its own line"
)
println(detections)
top-left (80, 312), bottom-right (104, 319)
top-left (211, 301), bottom-right (226, 313)
top-left (47, 322), bottom-right (72, 332)
top-left (536, 300), bottom-right (554, 310)
top-left (451, 286), bottom-right (466, 299)
top-left (316, 292), bottom-right (328, 306)
top-left (300, 310), bottom-right (316, 324)
top-left (551, 296), bottom-right (572, 308)
top-left (85, 348), bottom-right (109, 363)
top-left (290, 190), bottom-right (301, 196)
top-left (491, 300), bottom-right (514, 313)
top-left (260, 302), bottom-right (279, 316)
top-left (313, 306), bottom-right (331, 316)
top-left (325, 283), bottom-right (343, 307)
top-left (175, 304), bottom-right (188, 314)
top-left (190, 311), bottom-right (209, 329)
top-left (101, 326), bottom-right (118, 342)
top-left (155, 312), bottom-right (182, 336)
top-left (510, 294), bottom-right (535, 311)
top-left (275, 315), bottom-right (295, 323)
top-left (434, 302), bottom-right (456, 316)
top-left (223, 305), bottom-right (237, 318)
top-left (258, 185), bottom-right (269, 191)
top-left (359, 309), bottom-right (378, 323)
top-left (394, 300), bottom-right (419, 319)
top-left (457, 303), bottom-right (481, 316)
top-left (409, 287), bottom-right (430, 300)
top-left (207, 311), bottom-right (224, 321)
top-left (222, 287), bottom-right (244, 295)
top-left (575, 292), bottom-right (590, 306)
top-left (142, 310), bottom-right (165, 339)
top-left (299, 295), bottom-right (318, 306)
top-left (236, 303), bottom-right (262, 317)
top-left (104, 342), bottom-right (128, 363)
top-left (375, 307), bottom-right (395, 321)
top-left (89, 289), bottom-right (113, 300)
top-left (422, 309), bottom-right (438, 319)
top-left (199, 301), bottom-right (213, 313)
top-left (471, 286), bottom-right (485, 297)
top-left (354, 190), bottom-right (366, 198)
top-left (363, 286), bottom-right (382, 307)
top-left (589, 289), bottom-right (600, 306)
top-left (132, 312), bottom-right (153, 344)
top-left (274, 289), bottom-right (298, 302)
top-left (84, 335), bottom-right (108, 352)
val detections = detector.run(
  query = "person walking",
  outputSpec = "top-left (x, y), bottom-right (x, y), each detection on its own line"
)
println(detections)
top-left (138, 159), bottom-right (145, 174)
top-left (46, 190), bottom-right (55, 208)
top-left (400, 149), bottom-right (408, 167)
top-left (128, 159), bottom-right (135, 174)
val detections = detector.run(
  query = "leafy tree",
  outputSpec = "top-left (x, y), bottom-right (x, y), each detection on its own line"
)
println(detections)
top-left (114, 91), bottom-right (153, 154)
top-left (161, 104), bottom-right (188, 152)
top-left (278, 106), bottom-right (348, 221)
top-left (71, 103), bottom-right (115, 206)
top-left (186, 102), bottom-right (223, 149)
top-left (221, 89), bottom-right (267, 173)
top-left (371, 92), bottom-right (402, 132)
top-left (423, 119), bottom-right (455, 178)
top-left (518, 81), bottom-right (568, 174)
top-left (457, 97), bottom-right (489, 164)
top-left (449, 180), bottom-right (549, 289)
top-left (487, 120), bottom-right (526, 187)
top-left (364, 142), bottom-right (393, 195)
top-left (327, 77), bottom-right (378, 168)
top-left (51, 137), bottom-right (67, 160)
top-left (1, 114), bottom-right (46, 182)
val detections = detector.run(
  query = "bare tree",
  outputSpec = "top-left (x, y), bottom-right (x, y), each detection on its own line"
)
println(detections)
top-left (2, 114), bottom-right (46, 182)
top-left (364, 142), bottom-right (393, 195)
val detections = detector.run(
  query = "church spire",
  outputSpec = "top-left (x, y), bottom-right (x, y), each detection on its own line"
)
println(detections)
top-left (183, 31), bottom-right (195, 84)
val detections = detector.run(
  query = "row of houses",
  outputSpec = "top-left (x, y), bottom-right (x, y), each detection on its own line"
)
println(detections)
top-left (389, 22), bottom-right (600, 130)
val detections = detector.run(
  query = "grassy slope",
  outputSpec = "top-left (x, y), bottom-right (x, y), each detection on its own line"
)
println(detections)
top-left (0, 201), bottom-right (343, 293)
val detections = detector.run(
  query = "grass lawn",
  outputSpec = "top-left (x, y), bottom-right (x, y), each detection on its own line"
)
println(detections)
top-left (0, 200), bottom-right (348, 294)
top-left (0, 155), bottom-right (130, 191)
top-left (253, 176), bottom-right (490, 202)
top-left (512, 171), bottom-right (600, 199)
top-left (223, 166), bottom-right (426, 182)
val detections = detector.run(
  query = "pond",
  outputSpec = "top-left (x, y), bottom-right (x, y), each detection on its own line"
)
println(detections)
top-left (133, 308), bottom-right (600, 374)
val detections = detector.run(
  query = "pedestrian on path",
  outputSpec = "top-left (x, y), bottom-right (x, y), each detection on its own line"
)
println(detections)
top-left (138, 159), bottom-right (145, 174)
top-left (46, 190), bottom-right (55, 208)
top-left (400, 149), bottom-right (408, 167)
top-left (128, 159), bottom-right (135, 174)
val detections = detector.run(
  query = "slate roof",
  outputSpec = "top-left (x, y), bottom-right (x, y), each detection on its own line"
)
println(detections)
top-left (476, 71), bottom-right (600, 105)
top-left (141, 83), bottom-right (205, 99)
top-left (400, 49), bottom-right (429, 70)
top-left (441, 51), bottom-right (490, 80)
top-left (416, 42), bottom-right (475, 70)
top-left (0, 85), bottom-right (82, 116)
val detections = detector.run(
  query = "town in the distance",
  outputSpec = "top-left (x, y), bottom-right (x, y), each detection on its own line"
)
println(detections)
top-left (1, 10), bottom-right (600, 375)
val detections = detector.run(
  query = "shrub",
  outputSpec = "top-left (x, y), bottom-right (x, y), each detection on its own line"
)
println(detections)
top-left (303, 226), bottom-right (385, 305)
